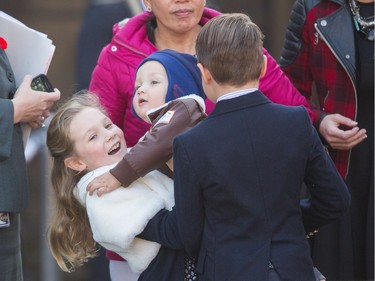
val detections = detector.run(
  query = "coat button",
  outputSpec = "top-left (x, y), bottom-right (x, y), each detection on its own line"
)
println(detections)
top-left (7, 71), bottom-right (13, 82)
top-left (111, 45), bottom-right (117, 52)
top-left (8, 89), bottom-right (15, 99)
top-left (345, 54), bottom-right (350, 59)
top-left (321, 20), bottom-right (327, 27)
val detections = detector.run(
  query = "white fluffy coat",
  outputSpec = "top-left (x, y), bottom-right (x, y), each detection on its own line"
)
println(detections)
top-left (74, 164), bottom-right (174, 275)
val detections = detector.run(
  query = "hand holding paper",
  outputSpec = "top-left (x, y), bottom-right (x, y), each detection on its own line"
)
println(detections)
top-left (0, 11), bottom-right (58, 146)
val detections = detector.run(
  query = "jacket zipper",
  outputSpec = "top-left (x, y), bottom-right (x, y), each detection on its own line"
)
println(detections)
top-left (113, 37), bottom-right (149, 58)
top-left (314, 23), bottom-right (357, 179)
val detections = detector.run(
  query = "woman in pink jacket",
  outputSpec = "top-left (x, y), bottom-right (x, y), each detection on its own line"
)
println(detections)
top-left (89, 1), bottom-right (315, 279)
top-left (89, 2), bottom-right (315, 148)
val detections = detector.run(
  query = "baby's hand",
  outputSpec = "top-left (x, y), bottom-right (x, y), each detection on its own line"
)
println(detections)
top-left (87, 172), bottom-right (121, 197)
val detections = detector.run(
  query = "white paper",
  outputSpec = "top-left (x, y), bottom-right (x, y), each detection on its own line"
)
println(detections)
top-left (0, 11), bottom-right (55, 85)
top-left (0, 11), bottom-right (55, 147)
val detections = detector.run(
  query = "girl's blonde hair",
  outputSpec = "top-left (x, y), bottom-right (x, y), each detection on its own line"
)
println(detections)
top-left (46, 91), bottom-right (107, 272)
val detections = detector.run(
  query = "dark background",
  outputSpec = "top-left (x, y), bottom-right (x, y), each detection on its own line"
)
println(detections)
top-left (0, 1), bottom-right (294, 280)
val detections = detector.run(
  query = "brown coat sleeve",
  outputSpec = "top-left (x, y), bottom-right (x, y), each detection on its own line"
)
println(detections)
top-left (110, 98), bottom-right (207, 186)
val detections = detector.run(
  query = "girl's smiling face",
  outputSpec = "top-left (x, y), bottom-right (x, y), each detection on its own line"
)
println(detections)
top-left (68, 107), bottom-right (127, 171)
top-left (133, 60), bottom-right (168, 123)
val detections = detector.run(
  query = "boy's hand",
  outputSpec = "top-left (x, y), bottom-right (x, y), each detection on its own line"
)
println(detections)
top-left (87, 172), bottom-right (121, 197)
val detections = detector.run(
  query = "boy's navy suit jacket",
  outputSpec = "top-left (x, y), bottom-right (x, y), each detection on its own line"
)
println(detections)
top-left (139, 90), bottom-right (350, 281)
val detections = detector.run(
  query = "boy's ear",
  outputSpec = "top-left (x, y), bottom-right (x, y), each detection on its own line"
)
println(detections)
top-left (260, 55), bottom-right (267, 79)
top-left (64, 156), bottom-right (87, 172)
top-left (197, 63), bottom-right (212, 85)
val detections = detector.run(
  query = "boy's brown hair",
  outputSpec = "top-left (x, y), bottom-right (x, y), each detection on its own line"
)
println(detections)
top-left (196, 13), bottom-right (265, 86)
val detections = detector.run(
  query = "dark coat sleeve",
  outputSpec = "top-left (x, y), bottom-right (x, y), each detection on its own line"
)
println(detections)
top-left (111, 98), bottom-right (206, 186)
top-left (301, 117), bottom-right (351, 231)
top-left (137, 207), bottom-right (184, 250)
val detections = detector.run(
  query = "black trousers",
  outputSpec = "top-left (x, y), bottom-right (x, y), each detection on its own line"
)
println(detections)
top-left (0, 213), bottom-right (23, 281)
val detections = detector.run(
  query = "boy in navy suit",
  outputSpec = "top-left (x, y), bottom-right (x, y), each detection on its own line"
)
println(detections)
top-left (139, 13), bottom-right (350, 281)
top-left (172, 13), bottom-right (349, 281)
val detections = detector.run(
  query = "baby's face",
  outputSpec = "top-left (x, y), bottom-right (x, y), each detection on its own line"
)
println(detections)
top-left (133, 60), bottom-right (168, 123)
top-left (69, 107), bottom-right (127, 171)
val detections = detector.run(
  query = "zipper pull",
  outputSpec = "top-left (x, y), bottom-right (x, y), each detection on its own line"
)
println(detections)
top-left (314, 32), bottom-right (319, 45)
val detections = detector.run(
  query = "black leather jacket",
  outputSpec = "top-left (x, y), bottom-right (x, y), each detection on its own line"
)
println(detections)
top-left (280, 0), bottom-right (357, 86)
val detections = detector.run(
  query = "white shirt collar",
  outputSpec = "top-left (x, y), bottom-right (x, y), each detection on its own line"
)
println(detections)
top-left (217, 88), bottom-right (258, 103)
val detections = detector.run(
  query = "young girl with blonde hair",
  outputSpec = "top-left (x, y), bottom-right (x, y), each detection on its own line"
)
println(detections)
top-left (46, 93), bottom-right (174, 275)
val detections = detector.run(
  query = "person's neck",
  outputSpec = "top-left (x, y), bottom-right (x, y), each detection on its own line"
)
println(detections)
top-left (154, 25), bottom-right (202, 55)
top-left (210, 80), bottom-right (259, 103)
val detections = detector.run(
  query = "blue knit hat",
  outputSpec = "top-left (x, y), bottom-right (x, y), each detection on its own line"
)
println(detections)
top-left (135, 49), bottom-right (206, 103)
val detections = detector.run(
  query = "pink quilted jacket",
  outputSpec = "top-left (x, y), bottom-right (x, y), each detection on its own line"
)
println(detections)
top-left (89, 8), bottom-right (314, 148)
